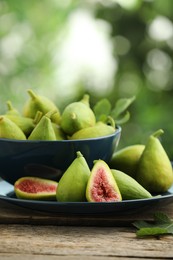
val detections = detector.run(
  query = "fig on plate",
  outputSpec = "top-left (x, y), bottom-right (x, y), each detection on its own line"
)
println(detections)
top-left (14, 177), bottom-right (58, 200)
top-left (136, 129), bottom-right (173, 193)
top-left (109, 145), bottom-right (145, 178)
top-left (111, 169), bottom-right (152, 200)
top-left (56, 151), bottom-right (91, 202)
top-left (86, 160), bottom-right (122, 202)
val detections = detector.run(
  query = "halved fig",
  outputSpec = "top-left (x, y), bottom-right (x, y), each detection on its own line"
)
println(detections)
top-left (86, 160), bottom-right (122, 202)
top-left (14, 177), bottom-right (58, 200)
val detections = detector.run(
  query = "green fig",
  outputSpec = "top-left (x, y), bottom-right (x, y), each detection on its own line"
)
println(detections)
top-left (23, 89), bottom-right (61, 124)
top-left (5, 115), bottom-right (35, 137)
top-left (111, 169), bottom-right (152, 200)
top-left (109, 145), bottom-right (145, 178)
top-left (28, 113), bottom-right (56, 140)
top-left (86, 160), bottom-right (122, 202)
top-left (0, 116), bottom-right (26, 140)
top-left (52, 123), bottom-right (66, 140)
top-left (136, 129), bottom-right (173, 193)
top-left (14, 177), bottom-right (58, 200)
top-left (56, 151), bottom-right (91, 202)
top-left (70, 123), bottom-right (116, 140)
top-left (60, 94), bottom-right (96, 136)
top-left (33, 110), bottom-right (66, 140)
top-left (6, 101), bottom-right (20, 116)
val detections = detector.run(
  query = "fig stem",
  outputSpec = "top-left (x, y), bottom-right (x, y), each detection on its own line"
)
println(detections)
top-left (33, 111), bottom-right (43, 124)
top-left (6, 101), bottom-right (13, 110)
top-left (152, 129), bottom-right (164, 138)
top-left (76, 151), bottom-right (83, 158)
top-left (27, 89), bottom-right (37, 100)
top-left (81, 94), bottom-right (90, 106)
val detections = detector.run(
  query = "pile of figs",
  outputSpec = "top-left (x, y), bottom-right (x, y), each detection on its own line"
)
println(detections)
top-left (1, 89), bottom-right (173, 202)
top-left (0, 89), bottom-right (117, 141)
top-left (14, 151), bottom-right (151, 202)
top-left (14, 129), bottom-right (173, 202)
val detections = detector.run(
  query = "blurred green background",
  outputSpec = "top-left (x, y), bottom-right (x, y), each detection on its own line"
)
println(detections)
top-left (0, 0), bottom-right (173, 158)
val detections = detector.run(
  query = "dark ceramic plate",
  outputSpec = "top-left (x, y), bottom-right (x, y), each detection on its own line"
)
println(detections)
top-left (0, 180), bottom-right (173, 215)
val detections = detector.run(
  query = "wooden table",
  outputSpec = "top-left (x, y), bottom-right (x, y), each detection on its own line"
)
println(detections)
top-left (0, 197), bottom-right (173, 260)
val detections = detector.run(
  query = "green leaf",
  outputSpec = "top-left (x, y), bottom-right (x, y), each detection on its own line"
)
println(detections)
top-left (154, 211), bottom-right (172, 224)
top-left (93, 96), bottom-right (135, 126)
top-left (111, 96), bottom-right (136, 119)
top-left (133, 220), bottom-right (154, 229)
top-left (133, 212), bottom-right (173, 238)
top-left (93, 98), bottom-right (111, 121)
top-left (98, 114), bottom-right (108, 122)
top-left (136, 227), bottom-right (169, 237)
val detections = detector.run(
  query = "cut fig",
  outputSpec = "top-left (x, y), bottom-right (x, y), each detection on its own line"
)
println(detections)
top-left (14, 177), bottom-right (58, 200)
top-left (86, 160), bottom-right (122, 202)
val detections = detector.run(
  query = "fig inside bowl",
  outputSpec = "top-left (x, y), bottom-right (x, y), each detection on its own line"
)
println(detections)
top-left (0, 126), bottom-right (121, 185)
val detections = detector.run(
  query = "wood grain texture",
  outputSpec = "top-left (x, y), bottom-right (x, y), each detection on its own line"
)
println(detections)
top-left (0, 256), bottom-right (165, 260)
top-left (0, 225), bottom-right (173, 259)
top-left (0, 200), bottom-right (173, 259)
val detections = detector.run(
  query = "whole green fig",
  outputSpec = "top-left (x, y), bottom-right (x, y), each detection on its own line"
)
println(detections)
top-left (0, 116), bottom-right (26, 140)
top-left (56, 151), bottom-right (90, 202)
top-left (70, 122), bottom-right (115, 140)
top-left (136, 129), bottom-right (173, 193)
top-left (111, 169), bottom-right (152, 200)
top-left (60, 95), bottom-right (96, 136)
top-left (23, 89), bottom-right (61, 124)
top-left (109, 145), bottom-right (145, 178)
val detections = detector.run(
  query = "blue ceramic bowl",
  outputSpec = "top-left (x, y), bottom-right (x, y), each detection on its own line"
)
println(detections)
top-left (0, 126), bottom-right (121, 184)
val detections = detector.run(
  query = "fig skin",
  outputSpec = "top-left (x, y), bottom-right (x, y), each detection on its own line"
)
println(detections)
top-left (60, 95), bottom-right (96, 136)
top-left (6, 100), bottom-right (20, 116)
top-left (111, 169), bottom-right (152, 200)
top-left (14, 177), bottom-right (58, 200)
top-left (28, 114), bottom-right (57, 140)
top-left (136, 129), bottom-right (173, 193)
top-left (56, 151), bottom-right (91, 202)
top-left (52, 123), bottom-right (67, 140)
top-left (5, 115), bottom-right (35, 137)
top-left (86, 160), bottom-right (122, 202)
top-left (23, 89), bottom-right (61, 124)
top-left (70, 122), bottom-right (115, 140)
top-left (109, 145), bottom-right (145, 178)
top-left (0, 116), bottom-right (26, 140)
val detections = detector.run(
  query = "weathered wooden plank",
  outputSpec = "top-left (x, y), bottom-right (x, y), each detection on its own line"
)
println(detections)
top-left (0, 255), bottom-right (165, 260)
top-left (0, 225), bottom-right (172, 258)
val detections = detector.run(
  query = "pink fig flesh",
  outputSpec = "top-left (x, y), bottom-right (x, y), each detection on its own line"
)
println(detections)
top-left (14, 177), bottom-right (58, 200)
top-left (91, 168), bottom-right (120, 202)
top-left (86, 160), bottom-right (122, 202)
